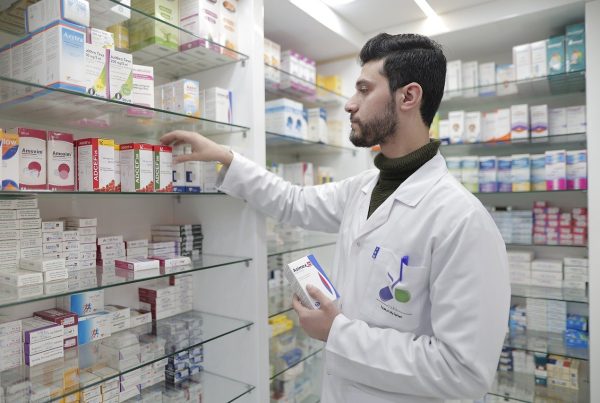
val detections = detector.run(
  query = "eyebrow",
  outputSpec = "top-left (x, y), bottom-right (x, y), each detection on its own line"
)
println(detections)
top-left (355, 79), bottom-right (372, 88)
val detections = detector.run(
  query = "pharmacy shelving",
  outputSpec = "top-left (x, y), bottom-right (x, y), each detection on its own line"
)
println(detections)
top-left (0, 190), bottom-right (225, 196)
top-left (266, 132), bottom-right (356, 156)
top-left (472, 189), bottom-right (587, 196)
top-left (268, 285), bottom-right (294, 318)
top-left (267, 233), bottom-right (337, 257)
top-left (440, 133), bottom-right (587, 156)
top-left (0, 77), bottom-right (249, 140)
top-left (504, 330), bottom-right (589, 360)
top-left (438, 71), bottom-right (586, 112)
top-left (202, 372), bottom-right (256, 402)
top-left (270, 346), bottom-right (324, 381)
top-left (264, 64), bottom-right (347, 108)
top-left (270, 351), bottom-right (324, 403)
top-left (0, 0), bottom-right (249, 76)
top-left (511, 284), bottom-right (588, 304)
top-left (487, 371), bottom-right (590, 403)
top-left (0, 0), bottom-right (270, 400)
top-left (0, 311), bottom-right (253, 403)
top-left (0, 255), bottom-right (250, 309)
top-left (506, 243), bottom-right (588, 248)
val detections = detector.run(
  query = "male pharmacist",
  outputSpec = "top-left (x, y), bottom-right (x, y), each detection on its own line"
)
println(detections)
top-left (160, 33), bottom-right (510, 403)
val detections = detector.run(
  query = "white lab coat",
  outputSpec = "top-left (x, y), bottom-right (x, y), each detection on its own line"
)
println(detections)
top-left (218, 151), bottom-right (510, 403)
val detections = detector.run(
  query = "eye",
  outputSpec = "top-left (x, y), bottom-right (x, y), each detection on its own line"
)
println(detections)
top-left (358, 85), bottom-right (369, 94)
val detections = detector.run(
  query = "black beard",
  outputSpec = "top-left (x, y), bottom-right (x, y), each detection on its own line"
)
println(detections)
top-left (349, 100), bottom-right (397, 147)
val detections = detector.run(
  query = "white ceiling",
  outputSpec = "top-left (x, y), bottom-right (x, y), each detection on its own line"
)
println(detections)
top-left (329, 0), bottom-right (494, 34)
top-left (264, 0), bottom-right (586, 63)
top-left (264, 0), bottom-right (360, 62)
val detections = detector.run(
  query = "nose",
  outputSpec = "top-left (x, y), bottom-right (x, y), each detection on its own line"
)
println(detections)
top-left (345, 98), bottom-right (358, 114)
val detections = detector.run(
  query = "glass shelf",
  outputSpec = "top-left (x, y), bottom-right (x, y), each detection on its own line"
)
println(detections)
top-left (0, 0), bottom-right (248, 77)
top-left (268, 233), bottom-right (337, 257)
top-left (112, 373), bottom-right (254, 403)
top-left (265, 64), bottom-right (348, 108)
top-left (202, 371), bottom-right (256, 402)
top-left (440, 71), bottom-right (586, 111)
top-left (506, 243), bottom-right (588, 249)
top-left (266, 132), bottom-right (356, 155)
top-left (268, 286), bottom-right (294, 318)
top-left (511, 284), bottom-right (588, 304)
top-left (0, 190), bottom-right (225, 197)
top-left (0, 77), bottom-right (249, 141)
top-left (473, 189), bottom-right (586, 196)
top-left (0, 311), bottom-right (253, 403)
top-left (270, 346), bottom-right (324, 381)
top-left (504, 330), bottom-right (588, 360)
top-left (440, 133), bottom-right (587, 156)
top-left (488, 371), bottom-right (589, 403)
top-left (0, 254), bottom-right (250, 309)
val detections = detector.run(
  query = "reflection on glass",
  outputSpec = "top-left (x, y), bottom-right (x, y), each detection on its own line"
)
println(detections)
top-left (511, 284), bottom-right (588, 303)
top-left (268, 231), bottom-right (337, 257)
top-left (440, 133), bottom-right (587, 152)
top-left (265, 64), bottom-right (348, 108)
top-left (488, 371), bottom-right (589, 403)
top-left (0, 77), bottom-right (248, 141)
top-left (441, 71), bottom-right (586, 108)
top-left (504, 330), bottom-right (589, 360)
top-left (266, 132), bottom-right (355, 155)
top-left (0, 255), bottom-right (250, 309)
top-left (0, 311), bottom-right (252, 403)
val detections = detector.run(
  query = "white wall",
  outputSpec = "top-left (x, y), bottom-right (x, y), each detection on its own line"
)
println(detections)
top-left (585, 1), bottom-right (600, 401)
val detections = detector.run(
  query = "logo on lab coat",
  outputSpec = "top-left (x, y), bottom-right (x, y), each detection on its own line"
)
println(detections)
top-left (379, 255), bottom-right (411, 303)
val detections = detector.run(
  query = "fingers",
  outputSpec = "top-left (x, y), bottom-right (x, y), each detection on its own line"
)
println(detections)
top-left (292, 295), bottom-right (308, 314)
top-left (160, 130), bottom-right (198, 146)
top-left (159, 131), bottom-right (182, 145)
top-left (306, 285), bottom-right (326, 303)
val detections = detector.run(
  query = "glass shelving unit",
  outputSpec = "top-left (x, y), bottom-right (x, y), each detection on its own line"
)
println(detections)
top-left (267, 233), bottom-right (337, 257)
top-left (0, 190), bottom-right (225, 197)
top-left (270, 346), bottom-right (324, 381)
top-left (440, 133), bottom-right (587, 156)
top-left (488, 371), bottom-right (590, 403)
top-left (506, 243), bottom-right (588, 249)
top-left (472, 189), bottom-right (587, 196)
top-left (504, 330), bottom-right (589, 360)
top-left (269, 285), bottom-right (294, 318)
top-left (202, 371), bottom-right (256, 402)
top-left (270, 348), bottom-right (323, 403)
top-left (439, 71), bottom-right (586, 112)
top-left (266, 132), bottom-right (356, 155)
top-left (0, 254), bottom-right (250, 309)
top-left (0, 77), bottom-right (249, 140)
top-left (0, 0), bottom-right (248, 76)
top-left (511, 284), bottom-right (588, 303)
top-left (265, 64), bottom-right (348, 108)
top-left (0, 311), bottom-right (253, 403)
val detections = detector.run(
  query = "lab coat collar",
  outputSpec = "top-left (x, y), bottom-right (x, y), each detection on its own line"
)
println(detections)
top-left (360, 152), bottom-right (448, 207)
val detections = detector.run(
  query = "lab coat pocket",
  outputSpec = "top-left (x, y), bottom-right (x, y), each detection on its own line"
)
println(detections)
top-left (359, 248), bottom-right (429, 331)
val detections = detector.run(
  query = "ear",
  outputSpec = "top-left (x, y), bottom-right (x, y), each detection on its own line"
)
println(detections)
top-left (398, 82), bottom-right (423, 112)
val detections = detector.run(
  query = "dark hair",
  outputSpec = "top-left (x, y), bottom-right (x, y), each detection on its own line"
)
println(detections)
top-left (359, 33), bottom-right (446, 127)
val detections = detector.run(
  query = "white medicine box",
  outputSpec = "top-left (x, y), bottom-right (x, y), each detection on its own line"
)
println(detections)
top-left (307, 108), bottom-right (328, 143)
top-left (44, 21), bottom-right (86, 93)
top-left (199, 87), bottom-right (232, 123)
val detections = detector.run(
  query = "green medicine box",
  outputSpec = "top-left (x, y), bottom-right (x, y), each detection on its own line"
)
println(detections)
top-left (566, 23), bottom-right (585, 73)
top-left (547, 35), bottom-right (565, 75)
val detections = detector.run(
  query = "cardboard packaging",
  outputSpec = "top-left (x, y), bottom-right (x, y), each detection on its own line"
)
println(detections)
top-left (47, 131), bottom-right (75, 190)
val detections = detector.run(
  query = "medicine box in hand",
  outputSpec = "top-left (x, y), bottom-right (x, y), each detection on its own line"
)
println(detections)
top-left (284, 254), bottom-right (339, 310)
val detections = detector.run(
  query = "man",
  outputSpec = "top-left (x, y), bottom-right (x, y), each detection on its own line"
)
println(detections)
top-left (160, 33), bottom-right (510, 403)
